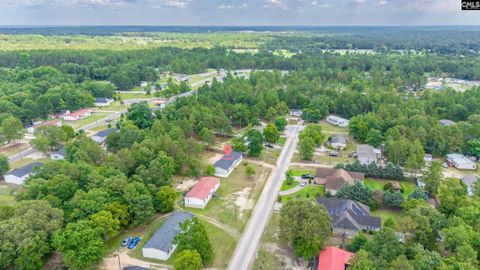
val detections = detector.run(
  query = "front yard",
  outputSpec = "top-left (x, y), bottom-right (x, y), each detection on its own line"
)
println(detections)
top-left (280, 185), bottom-right (325, 204)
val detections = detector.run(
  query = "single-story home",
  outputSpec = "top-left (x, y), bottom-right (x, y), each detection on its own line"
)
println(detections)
top-left (424, 154), bottom-right (433, 166)
top-left (461, 174), bottom-right (478, 196)
top-left (315, 168), bottom-right (364, 195)
top-left (151, 99), bottom-right (166, 109)
top-left (330, 135), bottom-right (347, 150)
top-left (92, 128), bottom-right (118, 144)
top-left (94, 98), bottom-right (113, 107)
top-left (26, 119), bottom-right (62, 134)
top-left (318, 246), bottom-right (354, 270)
top-left (63, 109), bottom-right (92, 121)
top-left (326, 115), bottom-right (349, 127)
top-left (439, 119), bottom-right (455, 127)
top-left (184, 176), bottom-right (220, 209)
top-left (317, 197), bottom-right (381, 235)
top-left (290, 109), bottom-right (303, 117)
top-left (50, 147), bottom-right (65, 160)
top-left (142, 212), bottom-right (194, 261)
top-left (446, 153), bottom-right (477, 170)
top-left (214, 151), bottom-right (243, 178)
top-left (357, 144), bottom-right (381, 165)
top-left (4, 162), bottom-right (44, 185)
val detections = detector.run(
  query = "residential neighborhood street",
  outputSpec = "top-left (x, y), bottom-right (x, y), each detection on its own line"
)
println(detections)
top-left (228, 125), bottom-right (302, 270)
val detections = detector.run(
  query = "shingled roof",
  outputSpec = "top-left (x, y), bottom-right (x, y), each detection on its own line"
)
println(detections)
top-left (214, 151), bottom-right (242, 170)
top-left (6, 162), bottom-right (44, 177)
top-left (317, 197), bottom-right (381, 232)
top-left (143, 212), bottom-right (194, 252)
top-left (186, 177), bottom-right (219, 200)
top-left (316, 168), bottom-right (364, 192)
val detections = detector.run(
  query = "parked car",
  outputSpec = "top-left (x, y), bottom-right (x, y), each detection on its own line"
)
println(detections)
top-left (264, 143), bottom-right (274, 148)
top-left (442, 162), bottom-right (449, 168)
top-left (127, 237), bottom-right (141, 249)
top-left (121, 237), bottom-right (132, 247)
top-left (329, 151), bottom-right (339, 157)
top-left (301, 174), bottom-right (315, 179)
top-left (300, 181), bottom-right (307, 187)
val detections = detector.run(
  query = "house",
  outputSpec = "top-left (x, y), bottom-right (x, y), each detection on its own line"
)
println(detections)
top-left (318, 246), bottom-right (354, 270)
top-left (4, 162), bottom-right (44, 185)
top-left (330, 135), bottom-right (347, 150)
top-left (439, 119), bottom-right (455, 127)
top-left (317, 197), bottom-right (381, 235)
top-left (290, 109), bottom-right (303, 117)
top-left (326, 115), bottom-right (349, 127)
top-left (94, 98), bottom-right (113, 107)
top-left (50, 147), bottom-right (65, 160)
top-left (184, 176), bottom-right (220, 209)
top-left (461, 174), bottom-right (478, 196)
top-left (357, 144), bottom-right (381, 165)
top-left (424, 154), bottom-right (433, 166)
top-left (92, 128), bottom-right (118, 144)
top-left (151, 99), bottom-right (166, 109)
top-left (26, 119), bottom-right (62, 134)
top-left (316, 168), bottom-right (364, 195)
top-left (214, 151), bottom-right (243, 178)
top-left (446, 153), bottom-right (477, 170)
top-left (63, 109), bottom-right (92, 121)
top-left (173, 74), bottom-right (189, 82)
top-left (142, 212), bottom-right (194, 260)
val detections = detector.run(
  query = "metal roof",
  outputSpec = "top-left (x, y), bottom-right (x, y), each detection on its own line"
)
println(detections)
top-left (214, 151), bottom-right (243, 170)
top-left (93, 128), bottom-right (117, 138)
top-left (52, 146), bottom-right (65, 156)
top-left (143, 212), bottom-right (194, 252)
top-left (6, 162), bottom-right (44, 177)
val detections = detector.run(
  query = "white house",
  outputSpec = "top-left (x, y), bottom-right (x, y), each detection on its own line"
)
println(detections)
top-left (357, 144), bottom-right (381, 165)
top-left (290, 109), bottom-right (303, 117)
top-left (151, 99), bottom-right (166, 109)
top-left (94, 98), bottom-right (113, 107)
top-left (184, 176), bottom-right (220, 209)
top-left (4, 162), bottom-right (44, 185)
top-left (50, 147), bottom-right (65, 160)
top-left (63, 109), bottom-right (92, 121)
top-left (26, 119), bottom-right (62, 134)
top-left (446, 153), bottom-right (477, 170)
top-left (461, 174), bottom-right (478, 196)
top-left (326, 115), bottom-right (349, 127)
top-left (330, 135), bottom-right (347, 150)
top-left (92, 128), bottom-right (117, 144)
top-left (214, 151), bottom-right (243, 178)
top-left (142, 212), bottom-right (194, 260)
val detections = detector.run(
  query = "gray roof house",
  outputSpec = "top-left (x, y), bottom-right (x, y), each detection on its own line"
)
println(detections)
top-left (92, 128), bottom-right (117, 144)
top-left (330, 135), bottom-right (347, 150)
top-left (4, 162), bottom-right (45, 185)
top-left (214, 151), bottom-right (243, 178)
top-left (317, 197), bottom-right (381, 234)
top-left (142, 212), bottom-right (194, 260)
top-left (461, 174), bottom-right (478, 196)
top-left (357, 144), bottom-right (381, 165)
top-left (51, 147), bottom-right (65, 160)
top-left (439, 119), bottom-right (455, 127)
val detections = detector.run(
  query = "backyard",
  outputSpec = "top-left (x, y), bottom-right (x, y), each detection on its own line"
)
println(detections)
top-left (363, 178), bottom-right (417, 199)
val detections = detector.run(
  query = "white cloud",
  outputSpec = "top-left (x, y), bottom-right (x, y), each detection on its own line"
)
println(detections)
top-left (161, 0), bottom-right (191, 8)
top-left (379, 0), bottom-right (387, 4)
top-left (217, 4), bottom-right (234, 10)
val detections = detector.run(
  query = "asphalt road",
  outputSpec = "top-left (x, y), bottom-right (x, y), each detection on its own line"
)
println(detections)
top-left (228, 124), bottom-right (302, 270)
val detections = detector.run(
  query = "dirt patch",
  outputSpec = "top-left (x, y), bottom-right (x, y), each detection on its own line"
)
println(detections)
top-left (234, 187), bottom-right (254, 218)
top-left (175, 179), bottom-right (196, 192)
top-left (263, 243), bottom-right (308, 270)
top-left (208, 153), bottom-right (222, 163)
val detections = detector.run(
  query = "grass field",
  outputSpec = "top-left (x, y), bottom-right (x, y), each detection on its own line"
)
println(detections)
top-left (93, 101), bottom-right (128, 112)
top-left (273, 49), bottom-right (296, 58)
top-left (0, 185), bottom-right (16, 206)
top-left (318, 121), bottom-right (349, 134)
top-left (288, 168), bottom-right (315, 177)
top-left (371, 208), bottom-right (409, 228)
top-left (292, 153), bottom-right (354, 165)
top-left (259, 148), bottom-right (281, 165)
top-left (281, 180), bottom-right (299, 191)
top-left (118, 92), bottom-right (151, 100)
top-left (363, 178), bottom-right (417, 199)
top-left (280, 185), bottom-right (325, 204)
top-left (277, 136), bottom-right (287, 146)
top-left (67, 113), bottom-right (108, 129)
top-left (253, 213), bottom-right (285, 270)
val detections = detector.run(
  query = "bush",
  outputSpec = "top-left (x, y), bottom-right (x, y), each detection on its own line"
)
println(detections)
top-left (383, 191), bottom-right (404, 208)
top-left (336, 161), bottom-right (404, 180)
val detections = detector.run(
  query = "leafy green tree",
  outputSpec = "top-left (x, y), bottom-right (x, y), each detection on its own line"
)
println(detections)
top-left (274, 116), bottom-right (287, 132)
top-left (383, 191), bottom-right (404, 208)
top-left (52, 220), bottom-right (105, 269)
top-left (388, 255), bottom-right (413, 270)
top-left (263, 123), bottom-right (280, 143)
top-left (127, 102), bottom-right (154, 129)
top-left (0, 154), bottom-right (9, 175)
top-left (153, 186), bottom-right (177, 213)
top-left (31, 126), bottom-right (66, 154)
top-left (136, 151), bottom-right (175, 186)
top-left (204, 164), bottom-right (215, 176)
top-left (347, 232), bottom-right (368, 252)
top-left (265, 107), bottom-right (278, 121)
top-left (61, 125), bottom-right (75, 140)
top-left (299, 136), bottom-right (315, 160)
top-left (245, 165), bottom-right (256, 177)
top-left (231, 137), bottom-right (248, 152)
top-left (90, 210), bottom-right (120, 240)
top-left (408, 188), bottom-right (427, 200)
top-left (175, 218), bottom-right (213, 264)
top-left (174, 249), bottom-right (202, 270)
top-left (336, 182), bottom-right (375, 209)
top-left (364, 228), bottom-right (404, 267)
top-left (245, 128), bottom-right (264, 157)
top-left (300, 124), bottom-right (325, 146)
top-left (199, 128), bottom-right (215, 145)
top-left (0, 115), bottom-right (24, 144)
top-left (406, 205), bottom-right (447, 249)
top-left (280, 199), bottom-right (332, 259)
top-left (423, 161), bottom-right (443, 195)
top-left (349, 250), bottom-right (375, 270)
top-left (66, 135), bottom-right (105, 164)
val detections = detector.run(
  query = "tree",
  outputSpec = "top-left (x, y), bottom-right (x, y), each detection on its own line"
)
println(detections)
top-left (175, 218), bottom-right (213, 264)
top-left (299, 136), bottom-right (315, 160)
top-left (383, 191), bottom-right (404, 208)
top-left (423, 161), bottom-right (443, 195)
top-left (438, 178), bottom-right (467, 216)
top-left (347, 232), bottom-right (368, 252)
top-left (406, 205), bottom-right (447, 249)
top-left (61, 125), bottom-right (75, 140)
top-left (153, 186), bottom-right (176, 213)
top-left (274, 116), bottom-right (287, 132)
top-left (204, 164), bottom-right (215, 176)
top-left (388, 255), bottom-right (413, 270)
top-left (174, 250), bottom-right (202, 270)
top-left (245, 129), bottom-right (264, 157)
top-left (408, 188), bottom-right (427, 200)
top-left (199, 128), bottom-right (215, 145)
top-left (90, 210), bottom-right (120, 240)
top-left (336, 182), bottom-right (375, 209)
top-left (348, 250), bottom-right (375, 270)
top-left (245, 165), bottom-right (256, 177)
top-left (31, 126), bottom-right (66, 154)
top-left (52, 220), bottom-right (105, 269)
top-left (280, 199), bottom-right (332, 259)
top-left (0, 154), bottom-right (9, 175)
top-left (263, 123), bottom-right (280, 143)
top-left (136, 152), bottom-right (175, 186)
top-left (127, 102), bottom-right (154, 129)
top-left (0, 115), bottom-right (24, 144)
top-left (364, 228), bottom-right (404, 266)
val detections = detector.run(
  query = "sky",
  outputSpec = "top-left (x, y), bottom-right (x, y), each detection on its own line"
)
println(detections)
top-left (0, 0), bottom-right (478, 26)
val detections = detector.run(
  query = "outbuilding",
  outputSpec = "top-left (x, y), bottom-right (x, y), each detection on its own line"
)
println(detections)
top-left (330, 135), bottom-right (347, 150)
top-left (326, 115), bottom-right (349, 127)
top-left (4, 162), bottom-right (44, 185)
top-left (184, 176), bottom-right (220, 209)
top-left (446, 153), bottom-right (477, 170)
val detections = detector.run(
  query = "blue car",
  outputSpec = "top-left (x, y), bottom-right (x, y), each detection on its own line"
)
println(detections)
top-left (121, 237), bottom-right (132, 247)
top-left (127, 237), bottom-right (141, 249)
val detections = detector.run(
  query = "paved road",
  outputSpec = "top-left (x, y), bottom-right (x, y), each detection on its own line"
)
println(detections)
top-left (228, 125), bottom-right (302, 270)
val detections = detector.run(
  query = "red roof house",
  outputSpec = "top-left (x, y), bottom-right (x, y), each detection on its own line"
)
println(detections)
top-left (318, 246), bottom-right (354, 270)
top-left (63, 109), bottom-right (92, 121)
top-left (184, 176), bottom-right (220, 209)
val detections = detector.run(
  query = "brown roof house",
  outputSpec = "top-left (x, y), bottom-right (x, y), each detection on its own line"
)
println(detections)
top-left (316, 168), bottom-right (365, 195)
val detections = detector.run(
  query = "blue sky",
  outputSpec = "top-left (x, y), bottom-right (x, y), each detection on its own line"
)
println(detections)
top-left (0, 0), bottom-right (478, 25)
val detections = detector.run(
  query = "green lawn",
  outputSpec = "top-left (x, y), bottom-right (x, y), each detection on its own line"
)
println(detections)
top-left (292, 153), bottom-right (354, 165)
top-left (67, 113), bottom-right (108, 129)
top-left (281, 180), bottom-right (299, 191)
top-left (281, 185), bottom-right (325, 204)
top-left (259, 148), bottom-right (281, 165)
top-left (288, 168), bottom-right (315, 177)
top-left (371, 208), bottom-right (409, 229)
top-left (177, 163), bottom-right (271, 232)
top-left (93, 101), bottom-right (128, 112)
top-left (363, 178), bottom-right (417, 199)
top-left (277, 136), bottom-right (287, 146)
top-left (318, 120), bottom-right (349, 134)
top-left (0, 143), bottom-right (29, 157)
top-left (118, 92), bottom-right (150, 100)
top-left (9, 157), bottom-right (51, 169)
top-left (0, 194), bottom-right (15, 206)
